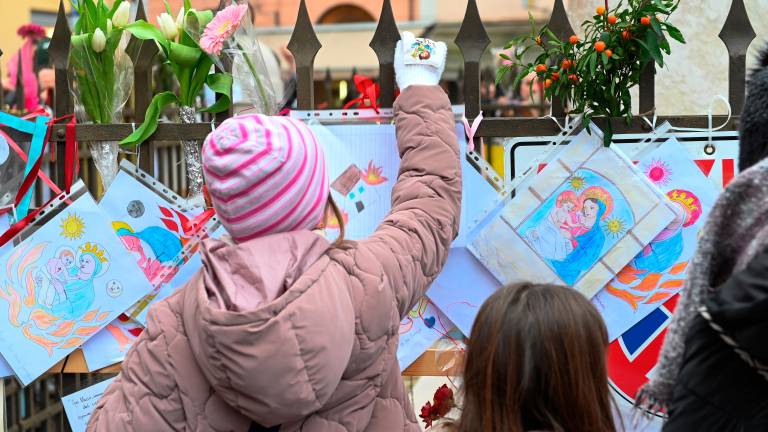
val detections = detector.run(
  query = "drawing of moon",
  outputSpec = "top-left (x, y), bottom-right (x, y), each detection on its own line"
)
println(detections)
top-left (106, 280), bottom-right (123, 298)
top-left (0, 134), bottom-right (8, 165)
top-left (127, 200), bottom-right (145, 218)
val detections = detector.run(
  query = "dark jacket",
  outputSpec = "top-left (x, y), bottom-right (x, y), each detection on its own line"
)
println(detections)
top-left (664, 251), bottom-right (768, 431)
top-left (663, 45), bottom-right (768, 432)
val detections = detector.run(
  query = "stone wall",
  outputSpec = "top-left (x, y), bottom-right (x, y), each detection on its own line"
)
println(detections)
top-left (561, 0), bottom-right (768, 115)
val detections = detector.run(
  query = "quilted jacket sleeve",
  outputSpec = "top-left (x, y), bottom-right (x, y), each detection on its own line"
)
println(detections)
top-left (87, 296), bottom-right (187, 431)
top-left (359, 85), bottom-right (461, 318)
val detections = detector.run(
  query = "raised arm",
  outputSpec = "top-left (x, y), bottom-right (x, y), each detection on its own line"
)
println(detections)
top-left (358, 33), bottom-right (461, 318)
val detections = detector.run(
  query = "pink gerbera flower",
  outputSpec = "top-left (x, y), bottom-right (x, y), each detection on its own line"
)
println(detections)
top-left (200, 4), bottom-right (248, 55)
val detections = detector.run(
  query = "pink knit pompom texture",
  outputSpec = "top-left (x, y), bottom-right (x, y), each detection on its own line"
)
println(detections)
top-left (200, 4), bottom-right (248, 55)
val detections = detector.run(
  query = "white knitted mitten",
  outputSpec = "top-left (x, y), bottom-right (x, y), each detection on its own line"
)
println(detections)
top-left (394, 32), bottom-right (447, 90)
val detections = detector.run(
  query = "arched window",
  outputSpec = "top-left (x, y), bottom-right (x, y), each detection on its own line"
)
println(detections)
top-left (317, 5), bottom-right (375, 24)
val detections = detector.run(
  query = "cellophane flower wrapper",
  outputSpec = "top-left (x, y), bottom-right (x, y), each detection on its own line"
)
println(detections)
top-left (225, 26), bottom-right (279, 115)
top-left (432, 330), bottom-right (466, 374)
top-left (69, 31), bottom-right (134, 190)
top-left (187, 1), bottom-right (278, 115)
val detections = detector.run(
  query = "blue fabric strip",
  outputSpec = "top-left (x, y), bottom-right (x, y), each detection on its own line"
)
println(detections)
top-left (16, 116), bottom-right (50, 219)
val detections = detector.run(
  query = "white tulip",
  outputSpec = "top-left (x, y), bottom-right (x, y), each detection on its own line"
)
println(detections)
top-left (106, 19), bottom-right (113, 34)
top-left (112, 1), bottom-right (131, 28)
top-left (157, 13), bottom-right (178, 41)
top-left (92, 28), bottom-right (106, 52)
top-left (175, 8), bottom-right (186, 31)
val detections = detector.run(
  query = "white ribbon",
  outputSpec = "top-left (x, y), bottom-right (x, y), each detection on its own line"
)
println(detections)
top-left (641, 95), bottom-right (732, 148)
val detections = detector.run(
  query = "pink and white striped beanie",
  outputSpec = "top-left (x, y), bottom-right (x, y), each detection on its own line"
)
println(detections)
top-left (202, 114), bottom-right (328, 243)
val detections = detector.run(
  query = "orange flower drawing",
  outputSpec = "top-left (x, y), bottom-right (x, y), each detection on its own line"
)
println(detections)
top-left (359, 161), bottom-right (388, 186)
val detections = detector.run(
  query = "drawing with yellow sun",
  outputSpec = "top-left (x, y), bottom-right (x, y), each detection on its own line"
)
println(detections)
top-left (569, 174), bottom-right (586, 191)
top-left (604, 217), bottom-right (627, 238)
top-left (522, 169), bottom-right (635, 286)
top-left (59, 213), bottom-right (85, 240)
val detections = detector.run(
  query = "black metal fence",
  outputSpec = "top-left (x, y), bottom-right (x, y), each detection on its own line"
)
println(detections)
top-left (0, 0), bottom-right (759, 429)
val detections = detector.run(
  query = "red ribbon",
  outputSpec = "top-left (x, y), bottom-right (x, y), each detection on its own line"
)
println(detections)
top-left (0, 115), bottom-right (79, 248)
top-left (343, 75), bottom-right (381, 113)
top-left (0, 129), bottom-right (61, 196)
top-left (183, 208), bottom-right (216, 238)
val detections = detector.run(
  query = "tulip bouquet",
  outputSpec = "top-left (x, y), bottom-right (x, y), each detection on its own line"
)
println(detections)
top-left (195, 2), bottom-right (279, 115)
top-left (69, 0), bottom-right (134, 189)
top-left (120, 1), bottom-right (237, 203)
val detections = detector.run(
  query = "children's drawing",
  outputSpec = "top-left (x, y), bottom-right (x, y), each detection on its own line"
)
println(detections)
top-left (81, 313), bottom-right (143, 371)
top-left (0, 192), bottom-right (153, 385)
top-left (330, 161), bottom-right (388, 217)
top-left (521, 173), bottom-right (634, 285)
top-left (592, 138), bottom-right (719, 340)
top-left (397, 297), bottom-right (458, 370)
top-left (427, 247), bottom-right (499, 336)
top-left (99, 166), bottom-right (220, 325)
top-left (309, 123), bottom-right (400, 240)
top-left (470, 127), bottom-right (677, 298)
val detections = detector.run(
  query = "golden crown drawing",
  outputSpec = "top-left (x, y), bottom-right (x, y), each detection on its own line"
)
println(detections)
top-left (668, 190), bottom-right (699, 212)
top-left (79, 242), bottom-right (108, 263)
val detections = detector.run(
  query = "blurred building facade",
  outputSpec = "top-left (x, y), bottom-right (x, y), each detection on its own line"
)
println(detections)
top-left (0, 0), bottom-right (62, 62)
top-left (149, 0), bottom-right (545, 108)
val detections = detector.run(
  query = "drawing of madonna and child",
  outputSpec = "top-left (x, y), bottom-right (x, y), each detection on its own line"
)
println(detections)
top-left (522, 171), bottom-right (633, 286)
top-left (34, 243), bottom-right (108, 320)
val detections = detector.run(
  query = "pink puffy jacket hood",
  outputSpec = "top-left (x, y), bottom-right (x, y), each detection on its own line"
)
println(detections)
top-left (185, 231), bottom-right (355, 425)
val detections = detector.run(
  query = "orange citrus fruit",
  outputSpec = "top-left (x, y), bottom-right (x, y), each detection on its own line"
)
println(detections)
top-left (594, 41), bottom-right (606, 52)
top-left (596, 6), bottom-right (606, 15)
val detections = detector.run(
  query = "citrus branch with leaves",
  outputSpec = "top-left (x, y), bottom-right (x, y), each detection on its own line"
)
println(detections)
top-left (498, 0), bottom-right (685, 145)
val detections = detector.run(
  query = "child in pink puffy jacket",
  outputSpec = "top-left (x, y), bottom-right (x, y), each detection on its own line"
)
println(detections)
top-left (88, 32), bottom-right (461, 431)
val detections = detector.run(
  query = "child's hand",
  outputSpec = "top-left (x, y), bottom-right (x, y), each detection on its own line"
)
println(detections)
top-left (394, 32), bottom-right (447, 90)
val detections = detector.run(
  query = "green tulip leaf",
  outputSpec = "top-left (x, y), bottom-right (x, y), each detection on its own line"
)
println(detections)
top-left (168, 41), bottom-right (202, 67)
top-left (200, 73), bottom-right (233, 114)
top-left (125, 21), bottom-right (169, 53)
top-left (120, 92), bottom-right (180, 146)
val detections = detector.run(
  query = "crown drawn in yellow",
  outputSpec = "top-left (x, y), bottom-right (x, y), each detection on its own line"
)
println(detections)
top-left (79, 242), bottom-right (108, 263)
top-left (669, 190), bottom-right (699, 212)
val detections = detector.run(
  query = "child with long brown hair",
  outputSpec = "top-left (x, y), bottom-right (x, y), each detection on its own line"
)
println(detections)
top-left (437, 282), bottom-right (617, 432)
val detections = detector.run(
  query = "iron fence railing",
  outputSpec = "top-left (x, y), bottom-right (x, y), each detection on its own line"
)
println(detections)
top-left (0, 0), bottom-right (759, 429)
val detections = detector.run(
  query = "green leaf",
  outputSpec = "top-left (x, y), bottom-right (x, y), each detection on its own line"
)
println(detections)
top-left (125, 20), bottom-right (169, 53)
top-left (187, 9), bottom-right (214, 33)
top-left (120, 92), bottom-right (180, 146)
top-left (659, 37), bottom-right (671, 54)
top-left (602, 52), bottom-right (610, 68)
top-left (190, 55), bottom-right (214, 98)
top-left (637, 31), bottom-right (664, 67)
top-left (665, 23), bottom-right (686, 43)
top-left (511, 71), bottom-right (526, 93)
top-left (168, 41), bottom-right (202, 67)
top-left (200, 73), bottom-right (233, 114)
top-left (499, 53), bottom-right (512, 61)
top-left (589, 51), bottom-right (598, 75)
top-left (184, 0), bottom-right (192, 11)
top-left (651, 18), bottom-right (663, 37)
top-left (495, 65), bottom-right (510, 85)
top-left (163, 0), bottom-right (172, 15)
